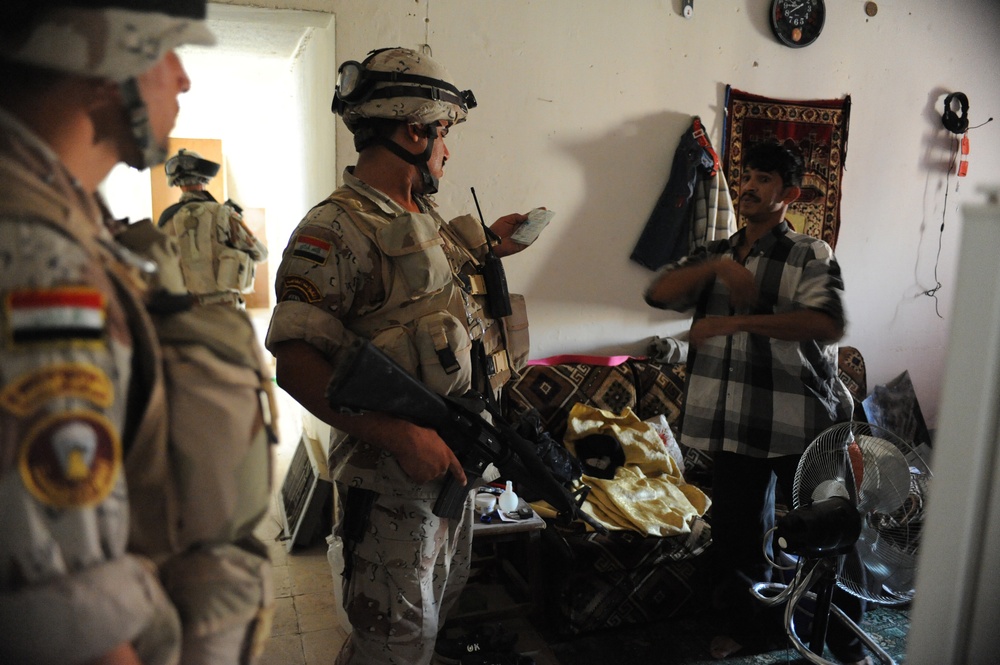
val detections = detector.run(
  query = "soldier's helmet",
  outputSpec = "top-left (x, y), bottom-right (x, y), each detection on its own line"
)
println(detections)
top-left (0, 1), bottom-right (215, 171)
top-left (332, 47), bottom-right (477, 133)
top-left (0, 0), bottom-right (215, 82)
top-left (165, 149), bottom-right (221, 187)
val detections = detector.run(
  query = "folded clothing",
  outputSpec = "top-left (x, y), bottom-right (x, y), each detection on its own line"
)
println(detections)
top-left (557, 403), bottom-right (710, 536)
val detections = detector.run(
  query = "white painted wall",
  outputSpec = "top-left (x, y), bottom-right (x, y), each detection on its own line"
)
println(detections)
top-left (144, 0), bottom-right (1000, 433)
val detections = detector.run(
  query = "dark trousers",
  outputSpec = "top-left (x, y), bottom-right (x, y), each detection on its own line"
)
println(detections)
top-left (710, 451), bottom-right (866, 662)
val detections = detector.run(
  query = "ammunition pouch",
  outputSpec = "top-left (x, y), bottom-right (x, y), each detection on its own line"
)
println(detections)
top-left (503, 293), bottom-right (530, 374)
top-left (377, 212), bottom-right (452, 299)
top-left (158, 537), bottom-right (272, 651)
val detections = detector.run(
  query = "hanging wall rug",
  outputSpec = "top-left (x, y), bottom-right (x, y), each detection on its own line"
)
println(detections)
top-left (722, 86), bottom-right (851, 249)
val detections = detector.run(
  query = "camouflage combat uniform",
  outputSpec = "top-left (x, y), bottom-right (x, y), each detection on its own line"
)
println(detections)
top-left (266, 168), bottom-right (525, 665)
top-left (0, 4), bottom-right (275, 664)
top-left (0, 108), bottom-right (182, 665)
top-left (0, 116), bottom-right (275, 665)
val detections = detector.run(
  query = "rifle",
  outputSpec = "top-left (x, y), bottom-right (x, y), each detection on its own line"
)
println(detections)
top-left (325, 338), bottom-right (605, 533)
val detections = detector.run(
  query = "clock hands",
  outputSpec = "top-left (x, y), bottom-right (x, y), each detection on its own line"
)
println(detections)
top-left (784, 2), bottom-right (807, 19)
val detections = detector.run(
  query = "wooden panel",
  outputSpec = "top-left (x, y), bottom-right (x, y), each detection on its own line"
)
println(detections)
top-left (241, 207), bottom-right (270, 311)
top-left (150, 137), bottom-right (224, 224)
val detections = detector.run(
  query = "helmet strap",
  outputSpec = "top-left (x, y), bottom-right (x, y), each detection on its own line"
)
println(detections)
top-left (371, 128), bottom-right (439, 195)
top-left (118, 78), bottom-right (167, 170)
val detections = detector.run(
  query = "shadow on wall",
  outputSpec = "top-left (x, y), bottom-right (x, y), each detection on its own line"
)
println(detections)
top-left (922, 86), bottom-right (966, 174)
top-left (520, 109), bottom-right (694, 314)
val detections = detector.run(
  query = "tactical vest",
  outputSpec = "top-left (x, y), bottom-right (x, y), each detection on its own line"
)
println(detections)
top-left (322, 187), bottom-right (528, 398)
top-left (159, 196), bottom-right (258, 301)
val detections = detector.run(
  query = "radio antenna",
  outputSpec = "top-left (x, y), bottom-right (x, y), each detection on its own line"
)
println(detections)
top-left (471, 187), bottom-right (500, 245)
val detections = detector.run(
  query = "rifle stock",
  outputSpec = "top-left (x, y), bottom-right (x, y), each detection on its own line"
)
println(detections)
top-left (325, 338), bottom-right (603, 532)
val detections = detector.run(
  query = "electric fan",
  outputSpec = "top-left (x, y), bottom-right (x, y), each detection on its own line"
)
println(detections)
top-left (751, 421), bottom-right (932, 665)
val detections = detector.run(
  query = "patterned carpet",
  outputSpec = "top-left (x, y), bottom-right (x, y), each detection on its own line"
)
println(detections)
top-left (544, 604), bottom-right (909, 665)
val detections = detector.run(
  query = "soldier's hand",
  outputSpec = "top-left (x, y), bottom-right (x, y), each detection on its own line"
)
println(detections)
top-left (489, 213), bottom-right (529, 257)
top-left (395, 422), bottom-right (468, 486)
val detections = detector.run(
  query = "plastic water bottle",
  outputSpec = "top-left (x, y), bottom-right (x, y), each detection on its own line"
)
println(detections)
top-left (326, 535), bottom-right (350, 627)
top-left (498, 480), bottom-right (519, 514)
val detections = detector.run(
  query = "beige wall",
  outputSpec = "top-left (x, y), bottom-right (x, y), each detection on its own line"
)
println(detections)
top-left (205, 0), bottom-right (1000, 430)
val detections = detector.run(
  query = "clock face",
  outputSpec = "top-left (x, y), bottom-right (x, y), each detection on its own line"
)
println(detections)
top-left (770, 0), bottom-right (826, 48)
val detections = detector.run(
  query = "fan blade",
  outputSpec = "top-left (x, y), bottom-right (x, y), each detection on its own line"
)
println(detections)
top-left (863, 523), bottom-right (919, 600)
top-left (856, 435), bottom-right (911, 514)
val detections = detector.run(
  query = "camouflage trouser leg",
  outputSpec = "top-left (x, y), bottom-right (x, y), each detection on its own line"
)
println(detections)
top-left (336, 492), bottom-right (474, 665)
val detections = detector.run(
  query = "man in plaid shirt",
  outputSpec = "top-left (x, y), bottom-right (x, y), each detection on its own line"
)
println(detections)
top-left (645, 141), bottom-right (869, 664)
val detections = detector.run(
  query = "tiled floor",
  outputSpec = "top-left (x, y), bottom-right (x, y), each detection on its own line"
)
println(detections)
top-left (254, 380), bottom-right (349, 665)
top-left (256, 514), bottom-right (349, 665)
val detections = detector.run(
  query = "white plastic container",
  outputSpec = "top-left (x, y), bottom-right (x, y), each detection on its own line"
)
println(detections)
top-left (498, 480), bottom-right (519, 513)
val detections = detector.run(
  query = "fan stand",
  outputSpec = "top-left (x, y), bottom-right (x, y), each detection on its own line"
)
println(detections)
top-left (807, 559), bottom-right (839, 655)
top-left (754, 422), bottom-right (929, 665)
top-left (753, 557), bottom-right (897, 665)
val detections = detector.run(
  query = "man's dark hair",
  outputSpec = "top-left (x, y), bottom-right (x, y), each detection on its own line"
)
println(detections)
top-left (744, 140), bottom-right (805, 189)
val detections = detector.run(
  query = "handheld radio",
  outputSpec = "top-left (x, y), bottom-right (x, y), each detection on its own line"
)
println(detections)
top-left (471, 187), bottom-right (512, 318)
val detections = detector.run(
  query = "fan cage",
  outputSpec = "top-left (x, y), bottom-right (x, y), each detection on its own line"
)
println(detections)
top-left (790, 421), bottom-right (932, 605)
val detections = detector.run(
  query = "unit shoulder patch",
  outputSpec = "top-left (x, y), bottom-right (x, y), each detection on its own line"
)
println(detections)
top-left (278, 275), bottom-right (322, 303)
top-left (0, 363), bottom-right (114, 417)
top-left (19, 410), bottom-right (121, 508)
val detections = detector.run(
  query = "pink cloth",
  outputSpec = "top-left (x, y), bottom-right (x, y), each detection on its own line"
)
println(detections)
top-left (527, 354), bottom-right (642, 367)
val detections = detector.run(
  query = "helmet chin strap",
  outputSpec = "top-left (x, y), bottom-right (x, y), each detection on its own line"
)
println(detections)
top-left (118, 78), bottom-right (167, 170)
top-left (372, 129), bottom-right (439, 195)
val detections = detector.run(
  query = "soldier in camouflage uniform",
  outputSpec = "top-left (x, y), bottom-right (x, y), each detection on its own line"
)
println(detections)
top-left (266, 47), bottom-right (536, 665)
top-left (159, 148), bottom-right (268, 308)
top-left (0, 3), bottom-right (274, 665)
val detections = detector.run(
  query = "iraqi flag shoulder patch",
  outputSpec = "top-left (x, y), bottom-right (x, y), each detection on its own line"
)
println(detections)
top-left (291, 234), bottom-right (333, 265)
top-left (5, 287), bottom-right (106, 346)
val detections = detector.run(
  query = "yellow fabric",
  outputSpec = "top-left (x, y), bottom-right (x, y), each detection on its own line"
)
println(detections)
top-left (535, 403), bottom-right (710, 536)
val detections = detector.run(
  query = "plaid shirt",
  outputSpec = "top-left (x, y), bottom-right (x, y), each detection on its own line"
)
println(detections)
top-left (659, 221), bottom-right (853, 458)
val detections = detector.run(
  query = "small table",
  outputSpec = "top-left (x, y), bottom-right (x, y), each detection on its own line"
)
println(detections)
top-left (450, 499), bottom-right (547, 624)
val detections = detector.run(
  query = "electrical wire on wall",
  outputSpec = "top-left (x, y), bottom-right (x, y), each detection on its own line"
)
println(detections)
top-left (921, 94), bottom-right (993, 318)
top-left (919, 138), bottom-right (957, 319)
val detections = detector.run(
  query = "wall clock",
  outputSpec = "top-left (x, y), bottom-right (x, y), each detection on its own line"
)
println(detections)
top-left (770, 0), bottom-right (826, 48)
